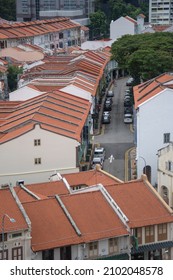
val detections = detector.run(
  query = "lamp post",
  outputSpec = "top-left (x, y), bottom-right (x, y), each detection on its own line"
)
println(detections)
top-left (138, 156), bottom-right (147, 175)
top-left (1, 214), bottom-right (16, 260)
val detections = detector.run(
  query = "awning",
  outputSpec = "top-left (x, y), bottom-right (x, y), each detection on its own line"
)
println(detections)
top-left (131, 241), bottom-right (173, 254)
top-left (97, 253), bottom-right (129, 260)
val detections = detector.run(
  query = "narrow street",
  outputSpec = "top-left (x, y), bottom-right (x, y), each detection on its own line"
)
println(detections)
top-left (94, 77), bottom-right (134, 181)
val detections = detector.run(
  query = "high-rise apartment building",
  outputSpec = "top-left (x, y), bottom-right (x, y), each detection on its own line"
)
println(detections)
top-left (16, 0), bottom-right (95, 25)
top-left (149, 0), bottom-right (173, 24)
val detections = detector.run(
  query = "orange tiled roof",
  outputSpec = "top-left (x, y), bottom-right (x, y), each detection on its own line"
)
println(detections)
top-left (61, 191), bottom-right (128, 242)
top-left (106, 179), bottom-right (173, 228)
top-left (64, 169), bottom-right (121, 187)
top-left (14, 169), bottom-right (120, 202)
top-left (134, 73), bottom-right (173, 108)
top-left (0, 188), bottom-right (29, 233)
top-left (22, 190), bottom-right (128, 251)
top-left (0, 90), bottom-right (91, 143)
top-left (23, 198), bottom-right (82, 251)
top-left (0, 18), bottom-right (80, 40)
top-left (125, 16), bottom-right (137, 25)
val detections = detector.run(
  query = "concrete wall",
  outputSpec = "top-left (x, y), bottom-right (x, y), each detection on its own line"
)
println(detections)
top-left (110, 17), bottom-right (135, 40)
top-left (136, 88), bottom-right (173, 186)
top-left (0, 124), bottom-right (79, 185)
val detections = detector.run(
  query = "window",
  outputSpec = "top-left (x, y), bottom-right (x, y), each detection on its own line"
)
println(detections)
top-left (12, 246), bottom-right (23, 260)
top-left (34, 158), bottom-right (41, 165)
top-left (158, 223), bottom-right (167, 241)
top-left (34, 139), bottom-right (41, 146)
top-left (145, 225), bottom-right (155, 243)
top-left (88, 241), bottom-right (98, 258)
top-left (0, 249), bottom-right (8, 260)
top-left (134, 227), bottom-right (142, 245)
top-left (59, 32), bottom-right (63, 39)
top-left (0, 233), bottom-right (7, 242)
top-left (163, 133), bottom-right (170, 143)
top-left (12, 232), bottom-right (22, 239)
top-left (109, 238), bottom-right (118, 254)
top-left (42, 249), bottom-right (54, 260)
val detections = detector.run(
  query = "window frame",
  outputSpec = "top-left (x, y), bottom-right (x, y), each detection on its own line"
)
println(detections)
top-left (145, 225), bottom-right (155, 243)
top-left (34, 139), bottom-right (41, 146)
top-left (109, 237), bottom-right (118, 254)
top-left (158, 223), bottom-right (167, 241)
top-left (163, 133), bottom-right (170, 143)
top-left (88, 241), bottom-right (98, 258)
top-left (12, 246), bottom-right (23, 260)
top-left (34, 158), bottom-right (41, 165)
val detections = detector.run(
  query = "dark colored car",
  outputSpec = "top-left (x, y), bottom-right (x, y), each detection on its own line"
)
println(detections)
top-left (124, 106), bottom-right (133, 114)
top-left (105, 96), bottom-right (113, 104)
top-left (102, 114), bottom-right (111, 124)
top-left (104, 100), bottom-right (112, 111)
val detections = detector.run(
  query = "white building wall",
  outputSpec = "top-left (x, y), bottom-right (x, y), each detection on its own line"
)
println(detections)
top-left (5, 230), bottom-right (31, 260)
top-left (0, 124), bottom-right (79, 186)
top-left (136, 88), bottom-right (173, 186)
top-left (157, 143), bottom-right (173, 208)
top-left (110, 17), bottom-right (135, 40)
top-left (32, 236), bottom-right (130, 260)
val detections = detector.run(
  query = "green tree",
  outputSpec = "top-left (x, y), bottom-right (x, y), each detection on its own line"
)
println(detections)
top-left (7, 65), bottom-right (23, 92)
top-left (111, 32), bottom-right (173, 82)
top-left (89, 10), bottom-right (107, 39)
top-left (0, 0), bottom-right (16, 21)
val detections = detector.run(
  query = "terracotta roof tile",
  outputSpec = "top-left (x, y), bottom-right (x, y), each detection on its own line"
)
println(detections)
top-left (106, 179), bottom-right (173, 228)
top-left (0, 91), bottom-right (90, 143)
top-left (23, 198), bottom-right (81, 251)
top-left (61, 191), bottom-right (128, 242)
top-left (134, 73), bottom-right (173, 108)
top-left (0, 188), bottom-right (29, 233)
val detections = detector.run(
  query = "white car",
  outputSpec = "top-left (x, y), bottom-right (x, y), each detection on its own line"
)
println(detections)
top-left (94, 147), bottom-right (105, 160)
top-left (92, 157), bottom-right (103, 169)
top-left (124, 113), bottom-right (133, 124)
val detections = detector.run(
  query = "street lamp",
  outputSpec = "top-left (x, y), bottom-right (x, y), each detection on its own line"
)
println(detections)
top-left (138, 156), bottom-right (147, 175)
top-left (1, 214), bottom-right (16, 260)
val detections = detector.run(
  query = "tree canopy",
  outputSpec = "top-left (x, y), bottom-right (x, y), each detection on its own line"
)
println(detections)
top-left (89, 10), bottom-right (107, 39)
top-left (7, 65), bottom-right (23, 92)
top-left (0, 0), bottom-right (16, 21)
top-left (111, 32), bottom-right (173, 83)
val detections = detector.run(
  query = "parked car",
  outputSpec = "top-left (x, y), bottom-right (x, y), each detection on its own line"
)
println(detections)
top-left (105, 96), bottom-right (113, 104)
top-left (124, 99), bottom-right (132, 107)
top-left (124, 113), bottom-right (133, 124)
top-left (107, 90), bottom-right (114, 97)
top-left (94, 147), bottom-right (105, 161)
top-left (124, 96), bottom-right (131, 102)
top-left (104, 101), bottom-right (112, 111)
top-left (126, 77), bottom-right (134, 86)
top-left (92, 157), bottom-right (103, 169)
top-left (102, 113), bottom-right (111, 124)
top-left (124, 106), bottom-right (133, 114)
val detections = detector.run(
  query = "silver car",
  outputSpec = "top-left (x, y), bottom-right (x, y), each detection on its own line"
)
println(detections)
top-left (124, 113), bottom-right (133, 124)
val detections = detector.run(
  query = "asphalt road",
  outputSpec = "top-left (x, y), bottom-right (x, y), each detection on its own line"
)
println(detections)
top-left (94, 77), bottom-right (134, 181)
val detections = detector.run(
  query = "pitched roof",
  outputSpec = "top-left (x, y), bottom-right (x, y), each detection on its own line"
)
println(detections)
top-left (106, 178), bottom-right (173, 228)
top-left (22, 198), bottom-right (82, 251)
top-left (0, 188), bottom-right (29, 233)
top-left (14, 169), bottom-right (122, 202)
top-left (125, 16), bottom-right (137, 25)
top-left (0, 17), bottom-right (81, 40)
top-left (134, 73), bottom-right (173, 108)
top-left (0, 90), bottom-right (91, 143)
top-left (22, 190), bottom-right (128, 251)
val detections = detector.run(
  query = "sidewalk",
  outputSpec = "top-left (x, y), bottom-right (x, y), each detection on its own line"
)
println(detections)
top-left (125, 147), bottom-right (137, 181)
top-left (93, 80), bottom-right (115, 136)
